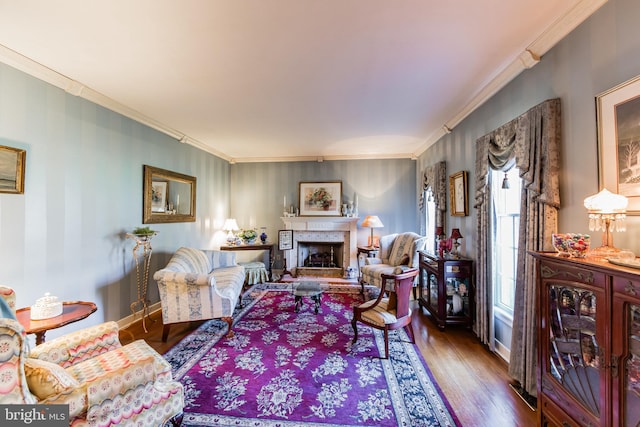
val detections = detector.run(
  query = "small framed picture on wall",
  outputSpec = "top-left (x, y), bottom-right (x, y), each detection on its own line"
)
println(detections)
top-left (450, 170), bottom-right (468, 216)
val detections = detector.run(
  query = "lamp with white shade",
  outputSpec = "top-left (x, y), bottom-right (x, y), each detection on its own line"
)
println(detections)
top-left (223, 218), bottom-right (240, 244)
top-left (361, 215), bottom-right (384, 248)
top-left (584, 188), bottom-right (628, 256)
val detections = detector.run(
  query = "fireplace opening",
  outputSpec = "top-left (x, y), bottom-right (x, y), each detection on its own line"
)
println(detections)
top-left (298, 242), bottom-right (343, 269)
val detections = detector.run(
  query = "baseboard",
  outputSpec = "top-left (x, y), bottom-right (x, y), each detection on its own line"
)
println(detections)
top-left (117, 302), bottom-right (162, 330)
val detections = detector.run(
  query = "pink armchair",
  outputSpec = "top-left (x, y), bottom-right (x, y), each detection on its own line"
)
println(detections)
top-left (0, 293), bottom-right (183, 426)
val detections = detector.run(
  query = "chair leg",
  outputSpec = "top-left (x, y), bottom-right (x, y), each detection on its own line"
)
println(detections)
top-left (223, 317), bottom-right (234, 338)
top-left (405, 322), bottom-right (415, 344)
top-left (351, 318), bottom-right (359, 344)
top-left (162, 324), bottom-right (171, 342)
top-left (383, 328), bottom-right (389, 359)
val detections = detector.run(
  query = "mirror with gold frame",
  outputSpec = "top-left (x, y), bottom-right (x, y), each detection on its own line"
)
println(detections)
top-left (143, 165), bottom-right (196, 223)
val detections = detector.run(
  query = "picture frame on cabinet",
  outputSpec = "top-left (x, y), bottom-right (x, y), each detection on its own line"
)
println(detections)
top-left (597, 73), bottom-right (640, 213)
top-left (0, 145), bottom-right (26, 194)
top-left (299, 181), bottom-right (342, 216)
top-left (449, 171), bottom-right (468, 216)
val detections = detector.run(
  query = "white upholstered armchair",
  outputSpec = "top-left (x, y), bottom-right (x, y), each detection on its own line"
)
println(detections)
top-left (153, 247), bottom-right (246, 341)
top-left (360, 232), bottom-right (426, 294)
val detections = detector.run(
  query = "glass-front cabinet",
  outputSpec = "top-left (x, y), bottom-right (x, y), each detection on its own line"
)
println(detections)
top-left (533, 252), bottom-right (640, 427)
top-left (417, 251), bottom-right (474, 330)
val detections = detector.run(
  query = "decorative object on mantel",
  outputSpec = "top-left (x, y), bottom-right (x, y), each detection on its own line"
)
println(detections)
top-left (435, 226), bottom-right (446, 257)
top-left (237, 228), bottom-right (258, 244)
top-left (260, 227), bottom-right (268, 244)
top-left (126, 227), bottom-right (157, 333)
top-left (584, 188), bottom-right (627, 257)
top-left (449, 228), bottom-right (463, 258)
top-left (223, 218), bottom-right (240, 244)
top-left (361, 215), bottom-right (384, 248)
top-left (30, 293), bottom-right (63, 320)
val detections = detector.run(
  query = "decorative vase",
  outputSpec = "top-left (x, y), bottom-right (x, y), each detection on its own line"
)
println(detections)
top-left (244, 238), bottom-right (256, 245)
top-left (260, 232), bottom-right (267, 244)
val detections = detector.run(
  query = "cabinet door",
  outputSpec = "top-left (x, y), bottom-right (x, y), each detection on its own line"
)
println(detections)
top-left (427, 271), bottom-right (439, 311)
top-left (612, 276), bottom-right (640, 427)
top-left (445, 276), bottom-right (470, 317)
top-left (539, 263), bottom-right (607, 426)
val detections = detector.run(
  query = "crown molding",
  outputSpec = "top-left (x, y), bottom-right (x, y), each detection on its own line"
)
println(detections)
top-left (0, 43), bottom-right (233, 163)
top-left (231, 152), bottom-right (417, 163)
top-left (414, 0), bottom-right (608, 157)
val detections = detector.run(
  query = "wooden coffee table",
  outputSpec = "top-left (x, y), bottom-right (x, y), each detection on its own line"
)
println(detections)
top-left (16, 301), bottom-right (97, 345)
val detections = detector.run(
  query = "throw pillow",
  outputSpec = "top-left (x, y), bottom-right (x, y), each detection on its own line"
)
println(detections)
top-left (24, 358), bottom-right (79, 400)
top-left (398, 253), bottom-right (410, 265)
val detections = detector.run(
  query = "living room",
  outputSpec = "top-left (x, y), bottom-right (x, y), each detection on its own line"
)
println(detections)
top-left (1, 0), bottom-right (640, 425)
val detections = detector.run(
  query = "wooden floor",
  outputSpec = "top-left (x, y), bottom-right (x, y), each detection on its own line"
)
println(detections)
top-left (121, 290), bottom-right (537, 427)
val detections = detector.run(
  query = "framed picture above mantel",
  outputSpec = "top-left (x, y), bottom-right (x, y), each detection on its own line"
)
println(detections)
top-left (0, 145), bottom-right (26, 194)
top-left (299, 181), bottom-right (342, 216)
top-left (597, 73), bottom-right (640, 213)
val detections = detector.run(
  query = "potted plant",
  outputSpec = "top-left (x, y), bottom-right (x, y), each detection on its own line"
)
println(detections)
top-left (237, 228), bottom-right (257, 244)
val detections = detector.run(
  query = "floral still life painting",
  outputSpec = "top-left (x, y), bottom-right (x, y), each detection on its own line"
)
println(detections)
top-left (299, 181), bottom-right (342, 216)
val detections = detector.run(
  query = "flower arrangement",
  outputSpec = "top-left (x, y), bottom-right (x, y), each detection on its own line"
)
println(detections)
top-left (237, 228), bottom-right (258, 242)
top-left (308, 187), bottom-right (332, 208)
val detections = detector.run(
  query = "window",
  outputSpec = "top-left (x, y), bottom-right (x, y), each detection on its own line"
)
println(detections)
top-left (491, 167), bottom-right (521, 315)
top-left (424, 189), bottom-right (436, 253)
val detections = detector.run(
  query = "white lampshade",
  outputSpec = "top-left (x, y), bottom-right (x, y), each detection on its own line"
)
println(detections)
top-left (361, 215), bottom-right (384, 228)
top-left (583, 188), bottom-right (628, 213)
top-left (223, 218), bottom-right (240, 232)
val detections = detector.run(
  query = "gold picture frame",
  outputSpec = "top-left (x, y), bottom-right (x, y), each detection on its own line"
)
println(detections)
top-left (449, 171), bottom-right (468, 216)
top-left (299, 181), bottom-right (342, 216)
top-left (597, 74), bottom-right (640, 213)
top-left (0, 145), bottom-right (26, 194)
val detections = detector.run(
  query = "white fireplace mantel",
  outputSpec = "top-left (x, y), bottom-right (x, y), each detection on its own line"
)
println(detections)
top-left (280, 217), bottom-right (359, 276)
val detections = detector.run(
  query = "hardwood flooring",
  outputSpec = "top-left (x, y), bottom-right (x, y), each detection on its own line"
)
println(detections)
top-left (121, 292), bottom-right (536, 427)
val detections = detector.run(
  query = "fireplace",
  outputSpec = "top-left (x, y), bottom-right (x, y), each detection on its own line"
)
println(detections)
top-left (281, 217), bottom-right (359, 277)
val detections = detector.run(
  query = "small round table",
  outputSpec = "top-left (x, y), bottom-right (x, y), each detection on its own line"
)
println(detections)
top-left (292, 282), bottom-right (324, 313)
top-left (16, 301), bottom-right (97, 345)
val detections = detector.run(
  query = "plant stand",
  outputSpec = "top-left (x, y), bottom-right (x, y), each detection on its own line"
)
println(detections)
top-left (126, 232), bottom-right (156, 333)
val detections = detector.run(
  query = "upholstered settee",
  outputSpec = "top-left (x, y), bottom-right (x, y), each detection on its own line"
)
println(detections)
top-left (153, 247), bottom-right (245, 341)
top-left (0, 316), bottom-right (184, 426)
top-left (360, 232), bottom-right (427, 292)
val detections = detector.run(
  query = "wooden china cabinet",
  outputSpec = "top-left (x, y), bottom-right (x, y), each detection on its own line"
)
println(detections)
top-left (532, 251), bottom-right (640, 427)
top-left (417, 250), bottom-right (474, 330)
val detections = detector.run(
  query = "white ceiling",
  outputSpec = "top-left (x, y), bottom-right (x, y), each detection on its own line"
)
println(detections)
top-left (0, 0), bottom-right (606, 162)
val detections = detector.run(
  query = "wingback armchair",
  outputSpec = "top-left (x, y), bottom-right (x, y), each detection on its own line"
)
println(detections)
top-left (0, 294), bottom-right (184, 426)
top-left (360, 232), bottom-right (427, 293)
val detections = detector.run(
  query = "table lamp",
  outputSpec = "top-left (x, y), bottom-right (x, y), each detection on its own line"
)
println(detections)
top-left (450, 228), bottom-right (463, 258)
top-left (584, 188), bottom-right (627, 256)
top-left (361, 215), bottom-right (384, 248)
top-left (223, 218), bottom-right (240, 244)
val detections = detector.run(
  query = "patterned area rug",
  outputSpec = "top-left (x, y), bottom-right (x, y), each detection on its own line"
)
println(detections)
top-left (163, 283), bottom-right (460, 426)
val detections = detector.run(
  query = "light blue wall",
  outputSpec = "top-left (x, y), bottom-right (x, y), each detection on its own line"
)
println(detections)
top-left (0, 62), bottom-right (231, 338)
top-left (418, 0), bottom-right (640, 259)
top-left (230, 159), bottom-right (418, 265)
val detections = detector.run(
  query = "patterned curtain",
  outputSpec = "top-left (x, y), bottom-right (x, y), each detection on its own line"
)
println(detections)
top-left (474, 98), bottom-right (561, 396)
top-left (419, 161), bottom-right (447, 228)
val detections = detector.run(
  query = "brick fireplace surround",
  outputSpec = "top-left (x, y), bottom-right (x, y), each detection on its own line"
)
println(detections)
top-left (280, 217), bottom-right (359, 277)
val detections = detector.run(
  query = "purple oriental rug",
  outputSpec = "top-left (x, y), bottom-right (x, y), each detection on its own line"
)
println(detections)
top-left (163, 283), bottom-right (460, 426)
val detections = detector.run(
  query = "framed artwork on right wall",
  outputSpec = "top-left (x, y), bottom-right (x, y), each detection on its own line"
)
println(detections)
top-left (450, 170), bottom-right (468, 216)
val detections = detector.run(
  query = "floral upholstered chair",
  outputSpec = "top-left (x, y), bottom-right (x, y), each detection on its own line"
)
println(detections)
top-left (0, 291), bottom-right (184, 426)
top-left (360, 232), bottom-right (427, 295)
